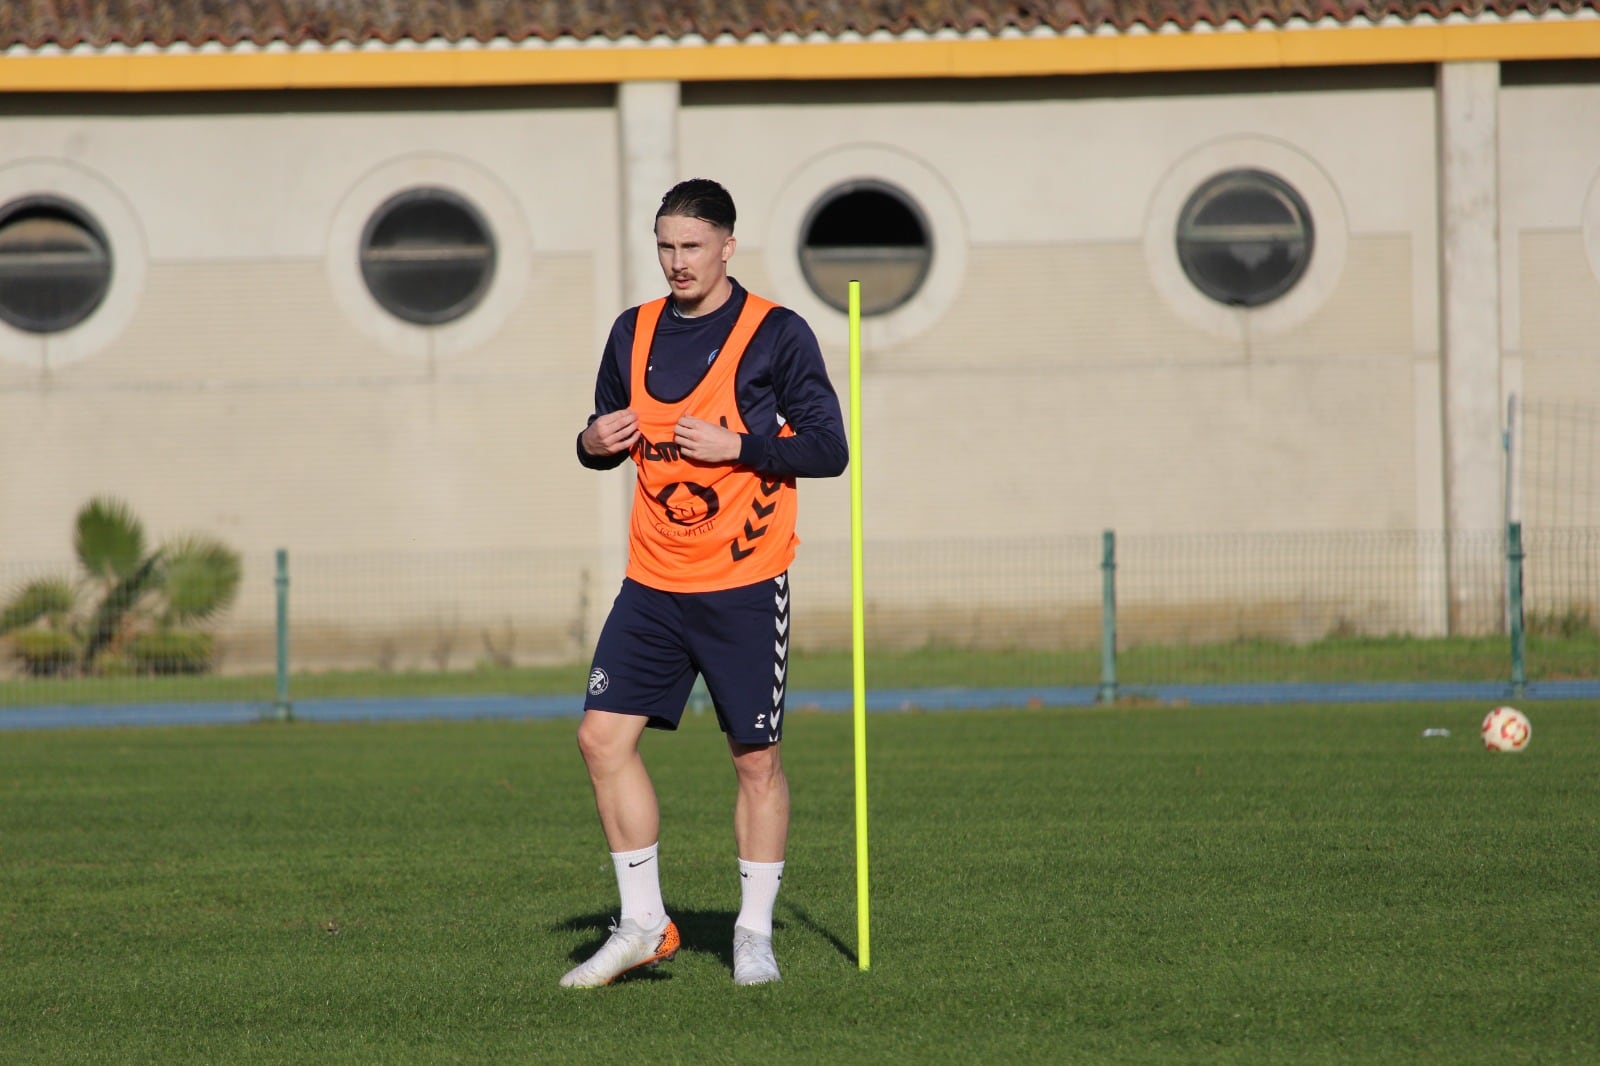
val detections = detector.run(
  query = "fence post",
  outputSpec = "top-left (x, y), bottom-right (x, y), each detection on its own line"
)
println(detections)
top-left (1507, 522), bottom-right (1526, 699)
top-left (274, 548), bottom-right (293, 721)
top-left (1099, 529), bottom-right (1118, 704)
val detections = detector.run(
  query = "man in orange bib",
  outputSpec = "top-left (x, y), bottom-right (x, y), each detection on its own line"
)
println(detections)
top-left (562, 179), bottom-right (848, 988)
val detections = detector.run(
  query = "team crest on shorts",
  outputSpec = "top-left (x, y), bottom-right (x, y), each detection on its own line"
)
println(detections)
top-left (588, 668), bottom-right (609, 696)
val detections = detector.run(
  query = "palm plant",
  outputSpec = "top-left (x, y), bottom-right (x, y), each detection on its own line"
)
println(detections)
top-left (1, 497), bottom-right (242, 675)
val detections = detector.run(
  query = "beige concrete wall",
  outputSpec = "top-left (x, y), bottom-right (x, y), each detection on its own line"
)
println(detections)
top-left (1501, 79), bottom-right (1600, 397)
top-left (0, 92), bottom-right (624, 669)
top-left (7, 69), bottom-right (1594, 666)
top-left (681, 76), bottom-right (1439, 554)
top-left (0, 92), bottom-right (620, 569)
top-left (1500, 79), bottom-right (1600, 530)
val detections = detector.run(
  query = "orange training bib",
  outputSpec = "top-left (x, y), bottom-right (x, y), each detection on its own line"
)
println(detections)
top-left (624, 295), bottom-right (799, 592)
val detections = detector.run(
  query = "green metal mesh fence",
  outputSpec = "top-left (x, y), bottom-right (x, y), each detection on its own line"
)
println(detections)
top-left (2, 528), bottom-right (1596, 709)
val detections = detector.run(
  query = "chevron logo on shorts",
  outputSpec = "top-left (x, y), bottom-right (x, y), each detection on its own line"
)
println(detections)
top-left (769, 573), bottom-right (789, 743)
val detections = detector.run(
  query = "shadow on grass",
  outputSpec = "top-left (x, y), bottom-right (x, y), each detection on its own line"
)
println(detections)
top-left (555, 900), bottom-right (855, 979)
top-left (782, 900), bottom-right (857, 966)
top-left (555, 908), bottom-right (739, 982)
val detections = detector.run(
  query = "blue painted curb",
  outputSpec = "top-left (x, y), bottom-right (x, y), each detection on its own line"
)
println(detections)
top-left (2, 680), bottom-right (1594, 731)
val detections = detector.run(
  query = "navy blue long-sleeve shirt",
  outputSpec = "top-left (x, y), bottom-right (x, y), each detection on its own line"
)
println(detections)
top-left (577, 279), bottom-right (849, 480)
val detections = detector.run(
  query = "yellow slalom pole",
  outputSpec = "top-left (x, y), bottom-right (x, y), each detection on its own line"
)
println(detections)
top-left (848, 280), bottom-right (871, 972)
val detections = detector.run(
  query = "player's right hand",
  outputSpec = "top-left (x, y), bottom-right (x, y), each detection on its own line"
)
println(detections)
top-left (582, 409), bottom-right (641, 457)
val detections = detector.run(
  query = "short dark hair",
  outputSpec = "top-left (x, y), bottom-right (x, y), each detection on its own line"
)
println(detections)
top-left (656, 178), bottom-right (736, 234)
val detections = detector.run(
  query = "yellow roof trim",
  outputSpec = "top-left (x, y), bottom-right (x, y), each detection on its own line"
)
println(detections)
top-left (1, 21), bottom-right (1596, 92)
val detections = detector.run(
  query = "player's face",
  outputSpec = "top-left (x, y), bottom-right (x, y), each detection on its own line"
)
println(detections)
top-left (655, 214), bottom-right (735, 316)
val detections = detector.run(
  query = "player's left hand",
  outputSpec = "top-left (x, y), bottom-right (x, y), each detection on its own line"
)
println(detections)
top-left (674, 415), bottom-right (742, 463)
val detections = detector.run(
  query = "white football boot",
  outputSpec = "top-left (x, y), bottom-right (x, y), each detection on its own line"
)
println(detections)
top-left (560, 917), bottom-right (680, 988)
top-left (732, 926), bottom-right (781, 986)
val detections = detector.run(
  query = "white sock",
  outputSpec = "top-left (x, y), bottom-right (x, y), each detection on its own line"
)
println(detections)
top-left (612, 844), bottom-right (665, 929)
top-left (735, 858), bottom-right (784, 937)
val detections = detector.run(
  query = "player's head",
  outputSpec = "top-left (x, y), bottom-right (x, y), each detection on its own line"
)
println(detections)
top-left (654, 179), bottom-right (737, 313)
top-left (656, 178), bottom-right (736, 235)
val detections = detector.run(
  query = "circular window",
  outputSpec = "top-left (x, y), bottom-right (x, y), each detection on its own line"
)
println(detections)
top-left (359, 188), bottom-right (496, 325)
top-left (799, 181), bottom-right (932, 315)
top-left (1176, 169), bottom-right (1314, 308)
top-left (0, 196), bottom-right (113, 333)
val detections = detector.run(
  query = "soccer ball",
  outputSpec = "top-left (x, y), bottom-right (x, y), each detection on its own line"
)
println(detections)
top-left (1480, 706), bottom-right (1531, 753)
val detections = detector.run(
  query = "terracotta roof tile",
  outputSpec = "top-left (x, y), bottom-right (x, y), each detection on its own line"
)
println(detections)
top-left (0, 1), bottom-right (1593, 50)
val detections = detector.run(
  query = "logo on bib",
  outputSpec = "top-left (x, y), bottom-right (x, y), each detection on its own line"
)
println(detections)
top-left (654, 481), bottom-right (720, 527)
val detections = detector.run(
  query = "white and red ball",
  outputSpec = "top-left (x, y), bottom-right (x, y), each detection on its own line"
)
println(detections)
top-left (1481, 706), bottom-right (1532, 753)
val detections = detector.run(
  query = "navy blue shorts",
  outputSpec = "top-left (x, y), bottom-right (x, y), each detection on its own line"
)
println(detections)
top-left (585, 573), bottom-right (791, 745)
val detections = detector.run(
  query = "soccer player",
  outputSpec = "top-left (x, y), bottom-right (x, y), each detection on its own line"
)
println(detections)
top-left (562, 178), bottom-right (848, 987)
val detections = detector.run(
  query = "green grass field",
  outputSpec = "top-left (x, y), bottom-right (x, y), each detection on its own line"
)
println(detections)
top-left (3, 702), bottom-right (1598, 1063)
